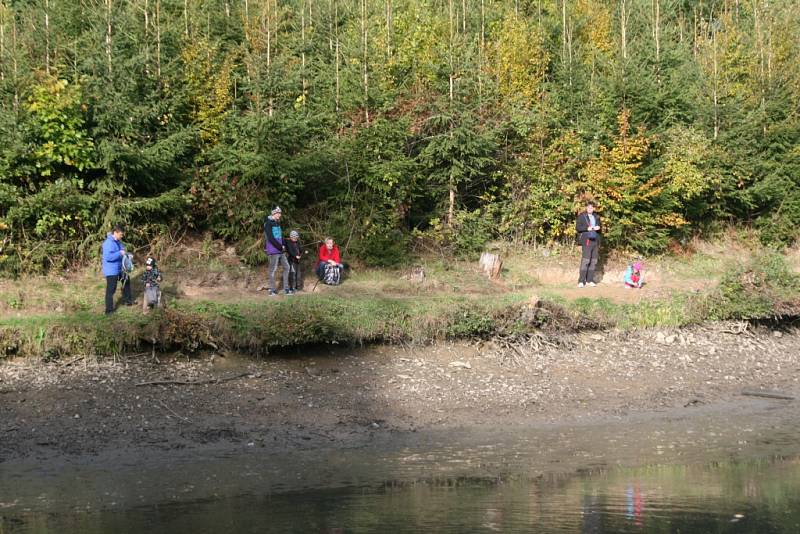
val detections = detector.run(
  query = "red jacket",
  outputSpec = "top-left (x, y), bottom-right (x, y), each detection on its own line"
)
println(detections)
top-left (318, 244), bottom-right (341, 265)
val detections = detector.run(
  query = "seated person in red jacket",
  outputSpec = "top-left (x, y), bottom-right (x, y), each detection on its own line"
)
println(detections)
top-left (316, 237), bottom-right (344, 284)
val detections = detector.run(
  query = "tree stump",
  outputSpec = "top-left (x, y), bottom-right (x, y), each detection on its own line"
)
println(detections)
top-left (479, 252), bottom-right (502, 280)
top-left (404, 265), bottom-right (425, 282)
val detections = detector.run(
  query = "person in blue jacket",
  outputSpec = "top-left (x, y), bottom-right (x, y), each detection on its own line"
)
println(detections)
top-left (102, 224), bottom-right (133, 314)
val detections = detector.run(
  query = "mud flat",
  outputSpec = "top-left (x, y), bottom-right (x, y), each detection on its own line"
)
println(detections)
top-left (1, 322), bottom-right (798, 463)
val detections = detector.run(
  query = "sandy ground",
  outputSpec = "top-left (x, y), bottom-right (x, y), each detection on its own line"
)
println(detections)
top-left (1, 322), bottom-right (797, 463)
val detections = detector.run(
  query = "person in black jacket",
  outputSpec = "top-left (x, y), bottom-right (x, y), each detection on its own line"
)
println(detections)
top-left (576, 201), bottom-right (602, 287)
top-left (285, 230), bottom-right (305, 292)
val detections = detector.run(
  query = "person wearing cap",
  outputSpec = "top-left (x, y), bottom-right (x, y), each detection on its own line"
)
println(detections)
top-left (285, 230), bottom-right (305, 292)
top-left (102, 224), bottom-right (133, 314)
top-left (623, 261), bottom-right (644, 289)
top-left (264, 206), bottom-right (292, 295)
top-left (141, 257), bottom-right (163, 313)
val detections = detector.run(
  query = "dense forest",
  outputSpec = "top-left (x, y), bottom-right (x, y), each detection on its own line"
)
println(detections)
top-left (0, 0), bottom-right (798, 271)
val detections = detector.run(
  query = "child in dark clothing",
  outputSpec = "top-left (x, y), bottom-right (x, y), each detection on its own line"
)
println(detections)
top-left (285, 230), bottom-right (304, 292)
top-left (142, 257), bottom-right (163, 313)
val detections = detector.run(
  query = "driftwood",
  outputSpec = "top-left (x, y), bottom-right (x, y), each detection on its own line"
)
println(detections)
top-left (135, 371), bottom-right (252, 387)
top-left (741, 389), bottom-right (795, 400)
top-left (61, 355), bottom-right (85, 367)
top-left (479, 252), bottom-right (502, 279)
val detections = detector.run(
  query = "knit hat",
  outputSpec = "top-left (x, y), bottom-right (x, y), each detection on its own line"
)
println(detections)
top-left (145, 257), bottom-right (156, 267)
top-left (633, 261), bottom-right (642, 271)
top-left (289, 230), bottom-right (299, 239)
top-left (271, 206), bottom-right (282, 215)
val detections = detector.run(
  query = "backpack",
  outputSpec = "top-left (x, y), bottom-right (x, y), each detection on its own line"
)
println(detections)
top-left (122, 253), bottom-right (135, 274)
top-left (324, 264), bottom-right (341, 286)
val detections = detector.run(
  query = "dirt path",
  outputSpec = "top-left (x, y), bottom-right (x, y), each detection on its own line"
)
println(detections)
top-left (1, 323), bottom-right (796, 462)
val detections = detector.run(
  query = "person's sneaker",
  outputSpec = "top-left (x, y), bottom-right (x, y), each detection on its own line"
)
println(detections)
top-left (285, 289), bottom-right (294, 295)
top-left (268, 290), bottom-right (279, 297)
top-left (588, 282), bottom-right (597, 287)
top-left (577, 282), bottom-right (585, 288)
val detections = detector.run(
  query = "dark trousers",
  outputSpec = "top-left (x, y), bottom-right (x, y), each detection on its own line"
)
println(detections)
top-left (579, 239), bottom-right (599, 284)
top-left (288, 261), bottom-right (302, 290)
top-left (105, 274), bottom-right (132, 314)
top-left (315, 262), bottom-right (328, 280)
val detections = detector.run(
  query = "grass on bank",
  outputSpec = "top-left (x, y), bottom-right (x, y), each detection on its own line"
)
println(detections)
top-left (0, 241), bottom-right (798, 360)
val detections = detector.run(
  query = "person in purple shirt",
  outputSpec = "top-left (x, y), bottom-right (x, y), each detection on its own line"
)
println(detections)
top-left (264, 206), bottom-right (292, 296)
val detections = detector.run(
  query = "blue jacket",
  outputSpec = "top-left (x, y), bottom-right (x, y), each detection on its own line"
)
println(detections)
top-left (623, 265), bottom-right (643, 287)
top-left (102, 233), bottom-right (125, 276)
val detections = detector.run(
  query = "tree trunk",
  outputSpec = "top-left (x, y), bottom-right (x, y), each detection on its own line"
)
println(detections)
top-left (143, 0), bottom-right (150, 76)
top-left (267, 0), bottom-right (273, 117)
top-left (712, 18), bottom-right (719, 140)
top-left (479, 252), bottom-right (503, 280)
top-left (478, 0), bottom-right (484, 106)
top-left (0, 2), bottom-right (5, 82)
top-left (44, 0), bottom-right (51, 76)
top-left (620, 0), bottom-right (627, 61)
top-left (156, 0), bottom-right (161, 79)
top-left (334, 0), bottom-right (340, 114)
top-left (653, 0), bottom-right (660, 84)
top-left (385, 0), bottom-right (391, 58)
top-left (361, 0), bottom-right (369, 124)
top-left (301, 0), bottom-right (306, 108)
top-left (561, 0), bottom-right (566, 64)
top-left (753, 0), bottom-right (766, 134)
top-left (105, 0), bottom-right (113, 77)
top-left (447, 0), bottom-right (455, 228)
top-left (11, 10), bottom-right (18, 113)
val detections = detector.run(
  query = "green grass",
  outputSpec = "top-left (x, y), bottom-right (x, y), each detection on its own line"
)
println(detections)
top-left (0, 292), bottom-right (532, 359)
top-left (1, 245), bottom-right (798, 360)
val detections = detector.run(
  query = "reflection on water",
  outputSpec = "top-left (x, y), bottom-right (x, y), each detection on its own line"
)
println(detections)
top-left (3, 456), bottom-right (800, 533)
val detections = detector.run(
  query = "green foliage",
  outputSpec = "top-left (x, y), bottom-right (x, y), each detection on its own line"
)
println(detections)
top-left (24, 78), bottom-right (96, 182)
top-left (421, 209), bottom-right (494, 259)
top-left (0, 0), bottom-right (799, 273)
top-left (704, 253), bottom-right (800, 320)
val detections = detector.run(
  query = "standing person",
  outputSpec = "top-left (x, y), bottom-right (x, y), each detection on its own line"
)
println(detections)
top-left (576, 201), bottom-right (602, 288)
top-left (141, 257), bottom-right (163, 313)
top-left (264, 206), bottom-right (292, 296)
top-left (285, 230), bottom-right (304, 292)
top-left (316, 237), bottom-right (343, 285)
top-left (102, 224), bottom-right (133, 314)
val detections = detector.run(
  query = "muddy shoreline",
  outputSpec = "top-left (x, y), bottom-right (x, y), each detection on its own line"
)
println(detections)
top-left (1, 322), bottom-right (798, 465)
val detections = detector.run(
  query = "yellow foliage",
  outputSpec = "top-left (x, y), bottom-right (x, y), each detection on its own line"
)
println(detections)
top-left (582, 109), bottom-right (652, 233)
top-left (575, 0), bottom-right (614, 58)
top-left (494, 14), bottom-right (548, 107)
top-left (181, 39), bottom-right (234, 143)
top-left (695, 11), bottom-right (757, 105)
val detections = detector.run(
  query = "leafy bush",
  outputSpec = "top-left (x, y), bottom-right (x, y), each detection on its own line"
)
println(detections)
top-left (704, 253), bottom-right (800, 320)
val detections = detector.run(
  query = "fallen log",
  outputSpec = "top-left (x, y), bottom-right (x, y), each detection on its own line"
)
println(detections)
top-left (741, 389), bottom-right (795, 400)
top-left (135, 372), bottom-right (253, 387)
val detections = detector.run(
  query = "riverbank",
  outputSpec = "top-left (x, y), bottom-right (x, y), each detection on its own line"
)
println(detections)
top-left (0, 239), bottom-right (798, 359)
top-left (1, 322), bottom-right (797, 463)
